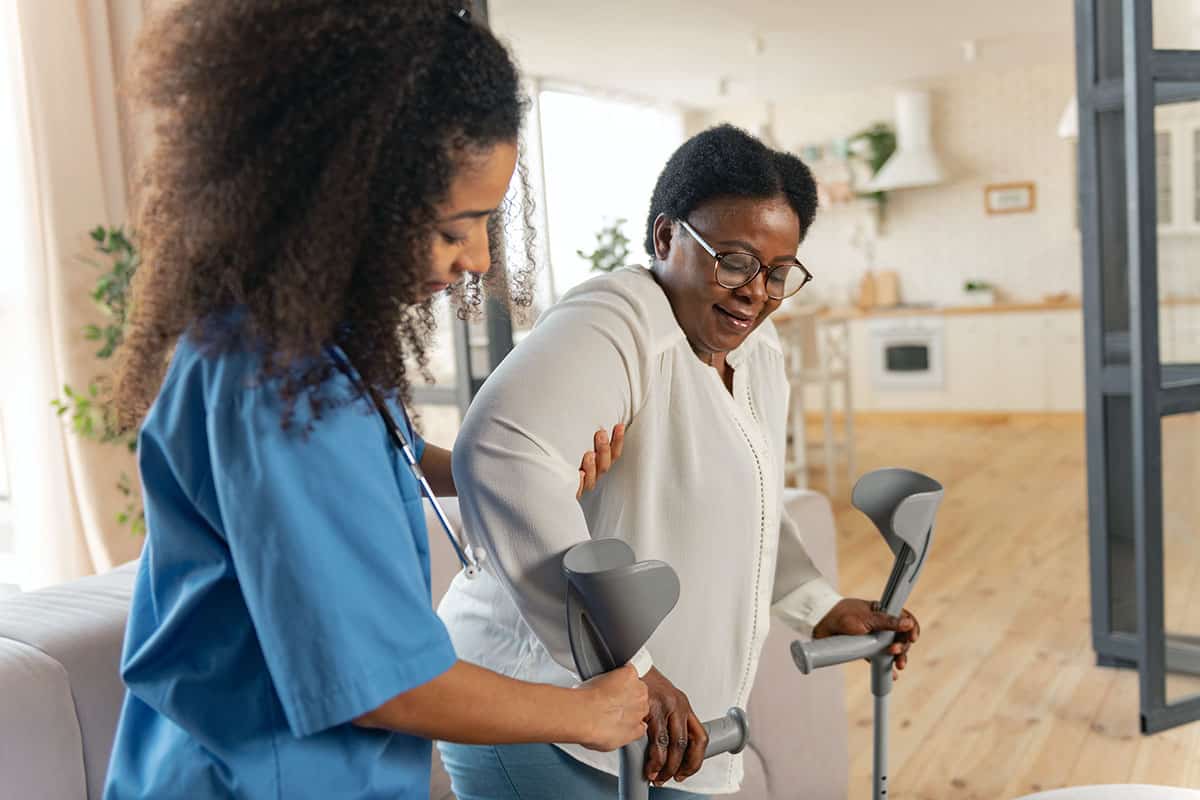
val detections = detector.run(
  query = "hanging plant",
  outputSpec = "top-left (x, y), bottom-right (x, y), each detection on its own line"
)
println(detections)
top-left (848, 122), bottom-right (897, 207)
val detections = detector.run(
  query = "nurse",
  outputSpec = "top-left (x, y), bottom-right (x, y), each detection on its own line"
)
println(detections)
top-left (102, 2), bottom-right (648, 798)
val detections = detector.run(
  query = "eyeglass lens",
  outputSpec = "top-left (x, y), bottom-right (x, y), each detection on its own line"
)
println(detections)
top-left (715, 254), bottom-right (809, 299)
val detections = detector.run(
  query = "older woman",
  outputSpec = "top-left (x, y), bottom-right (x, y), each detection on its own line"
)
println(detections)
top-left (438, 125), bottom-right (921, 799)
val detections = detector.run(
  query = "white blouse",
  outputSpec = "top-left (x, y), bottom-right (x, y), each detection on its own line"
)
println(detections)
top-left (438, 266), bottom-right (842, 795)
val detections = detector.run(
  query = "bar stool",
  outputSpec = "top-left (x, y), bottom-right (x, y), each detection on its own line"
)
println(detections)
top-left (776, 305), bottom-right (856, 496)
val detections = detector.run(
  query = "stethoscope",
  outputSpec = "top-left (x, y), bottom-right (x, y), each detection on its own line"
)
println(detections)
top-left (329, 348), bottom-right (484, 579)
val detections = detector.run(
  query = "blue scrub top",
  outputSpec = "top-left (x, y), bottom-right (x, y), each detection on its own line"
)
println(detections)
top-left (104, 332), bottom-right (458, 799)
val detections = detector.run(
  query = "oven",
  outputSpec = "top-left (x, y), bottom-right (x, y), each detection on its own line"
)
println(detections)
top-left (868, 316), bottom-right (945, 390)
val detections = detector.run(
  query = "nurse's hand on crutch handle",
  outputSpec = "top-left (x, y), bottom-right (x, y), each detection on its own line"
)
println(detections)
top-left (563, 538), bottom-right (749, 800)
top-left (575, 664), bottom-right (650, 752)
top-left (791, 467), bottom-right (944, 800)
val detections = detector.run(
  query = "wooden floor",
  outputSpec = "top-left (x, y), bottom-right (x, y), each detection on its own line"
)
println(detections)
top-left (801, 413), bottom-right (1200, 799)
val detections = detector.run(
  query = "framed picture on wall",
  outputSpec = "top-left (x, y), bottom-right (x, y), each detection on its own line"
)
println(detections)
top-left (984, 182), bottom-right (1036, 214)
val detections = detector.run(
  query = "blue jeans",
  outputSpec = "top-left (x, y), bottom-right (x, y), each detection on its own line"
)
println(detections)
top-left (438, 742), bottom-right (709, 800)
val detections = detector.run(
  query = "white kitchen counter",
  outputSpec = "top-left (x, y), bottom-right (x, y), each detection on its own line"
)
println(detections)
top-left (783, 303), bottom-right (1083, 413)
top-left (776, 296), bottom-right (1200, 323)
top-left (787, 299), bottom-right (1081, 322)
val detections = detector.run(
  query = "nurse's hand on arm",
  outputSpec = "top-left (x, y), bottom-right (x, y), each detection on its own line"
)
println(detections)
top-left (576, 423), bottom-right (625, 499)
top-left (418, 423), bottom-right (626, 499)
top-left (355, 661), bottom-right (648, 751)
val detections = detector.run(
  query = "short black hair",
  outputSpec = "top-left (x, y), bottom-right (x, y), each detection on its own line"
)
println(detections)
top-left (644, 124), bottom-right (818, 257)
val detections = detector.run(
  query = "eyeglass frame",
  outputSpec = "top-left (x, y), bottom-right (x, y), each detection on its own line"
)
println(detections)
top-left (676, 218), bottom-right (813, 300)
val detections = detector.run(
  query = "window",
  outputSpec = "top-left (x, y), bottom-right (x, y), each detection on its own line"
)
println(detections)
top-left (1156, 131), bottom-right (1173, 226)
top-left (1194, 128), bottom-right (1200, 224)
top-left (536, 88), bottom-right (684, 299)
top-left (1085, 131), bottom-right (1181, 230)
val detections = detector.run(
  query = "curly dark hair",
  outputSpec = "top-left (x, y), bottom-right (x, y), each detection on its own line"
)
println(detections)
top-left (115, 0), bottom-right (534, 431)
top-left (643, 124), bottom-right (818, 257)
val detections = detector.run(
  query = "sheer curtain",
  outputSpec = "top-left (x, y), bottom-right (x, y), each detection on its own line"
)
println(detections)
top-left (1, 0), bottom-right (150, 589)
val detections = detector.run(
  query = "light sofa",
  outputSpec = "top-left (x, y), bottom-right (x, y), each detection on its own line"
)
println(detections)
top-left (0, 490), bottom-right (847, 799)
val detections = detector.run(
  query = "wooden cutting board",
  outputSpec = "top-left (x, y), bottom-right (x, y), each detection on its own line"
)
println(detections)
top-left (875, 270), bottom-right (900, 307)
top-left (857, 271), bottom-right (877, 309)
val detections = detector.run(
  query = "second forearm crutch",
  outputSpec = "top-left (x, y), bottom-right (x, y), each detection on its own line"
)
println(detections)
top-left (791, 468), bottom-right (944, 800)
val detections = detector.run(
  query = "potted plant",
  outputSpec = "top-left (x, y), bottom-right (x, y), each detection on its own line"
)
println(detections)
top-left (577, 218), bottom-right (630, 273)
top-left (50, 226), bottom-right (143, 534)
top-left (962, 279), bottom-right (996, 307)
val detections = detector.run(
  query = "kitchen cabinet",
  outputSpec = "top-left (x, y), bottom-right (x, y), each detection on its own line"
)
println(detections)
top-left (943, 315), bottom-right (996, 410)
top-left (988, 313), bottom-right (1051, 411)
top-left (835, 307), bottom-right (1086, 412)
top-left (1161, 306), bottom-right (1176, 364)
top-left (1043, 311), bottom-right (1086, 411)
top-left (1165, 302), bottom-right (1200, 364)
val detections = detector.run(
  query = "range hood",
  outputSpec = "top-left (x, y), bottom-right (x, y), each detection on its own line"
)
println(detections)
top-left (861, 91), bottom-right (946, 192)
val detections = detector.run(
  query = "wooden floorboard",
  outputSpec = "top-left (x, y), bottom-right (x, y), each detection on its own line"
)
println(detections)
top-left (799, 413), bottom-right (1200, 798)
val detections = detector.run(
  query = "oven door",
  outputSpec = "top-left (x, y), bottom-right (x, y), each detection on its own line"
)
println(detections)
top-left (869, 317), bottom-right (945, 390)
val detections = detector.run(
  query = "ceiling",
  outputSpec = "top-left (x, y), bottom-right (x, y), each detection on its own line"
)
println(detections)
top-left (489, 1), bottom-right (1075, 109)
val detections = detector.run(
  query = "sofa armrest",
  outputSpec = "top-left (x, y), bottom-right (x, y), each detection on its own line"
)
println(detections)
top-left (0, 562), bottom-right (136, 800)
top-left (782, 488), bottom-right (840, 590)
top-left (0, 637), bottom-right (89, 799)
top-left (736, 488), bottom-right (848, 799)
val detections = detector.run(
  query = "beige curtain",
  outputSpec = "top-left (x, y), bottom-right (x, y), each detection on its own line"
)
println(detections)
top-left (4, 0), bottom-right (152, 588)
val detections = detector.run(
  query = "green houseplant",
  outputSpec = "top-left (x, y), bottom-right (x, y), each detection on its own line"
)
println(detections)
top-left (576, 218), bottom-right (631, 273)
top-left (961, 279), bottom-right (996, 307)
top-left (51, 226), bottom-right (143, 534)
top-left (848, 122), bottom-right (897, 207)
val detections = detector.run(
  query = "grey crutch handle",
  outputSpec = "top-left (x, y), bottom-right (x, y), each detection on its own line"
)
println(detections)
top-left (617, 707), bottom-right (749, 798)
top-left (791, 632), bottom-right (896, 674)
top-left (702, 707), bottom-right (749, 757)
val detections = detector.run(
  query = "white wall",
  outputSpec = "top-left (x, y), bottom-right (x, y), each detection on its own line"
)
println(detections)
top-left (690, 62), bottom-right (1082, 308)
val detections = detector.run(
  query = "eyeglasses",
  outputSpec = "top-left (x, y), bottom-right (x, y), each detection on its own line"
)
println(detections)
top-left (677, 219), bottom-right (813, 300)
